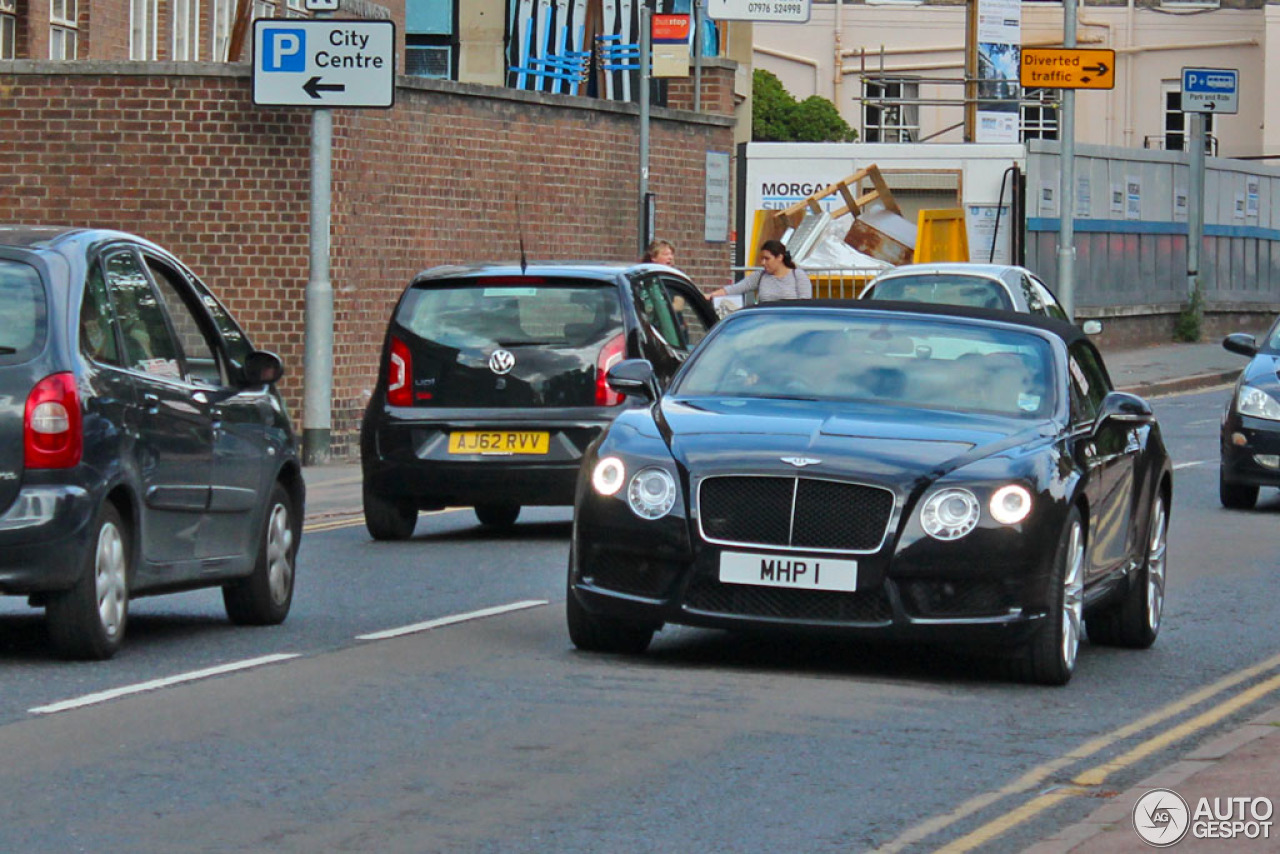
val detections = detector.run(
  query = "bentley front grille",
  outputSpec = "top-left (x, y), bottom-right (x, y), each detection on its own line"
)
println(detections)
top-left (697, 475), bottom-right (894, 553)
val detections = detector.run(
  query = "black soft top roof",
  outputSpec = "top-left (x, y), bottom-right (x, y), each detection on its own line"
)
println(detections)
top-left (740, 298), bottom-right (1091, 348)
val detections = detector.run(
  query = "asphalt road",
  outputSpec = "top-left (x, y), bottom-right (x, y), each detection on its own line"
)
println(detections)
top-left (3, 387), bottom-right (1280, 852)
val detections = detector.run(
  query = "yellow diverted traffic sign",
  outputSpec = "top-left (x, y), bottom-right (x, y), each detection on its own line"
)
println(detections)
top-left (1020, 48), bottom-right (1116, 90)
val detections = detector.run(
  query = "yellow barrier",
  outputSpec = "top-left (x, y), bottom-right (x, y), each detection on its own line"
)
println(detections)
top-left (914, 208), bottom-right (970, 263)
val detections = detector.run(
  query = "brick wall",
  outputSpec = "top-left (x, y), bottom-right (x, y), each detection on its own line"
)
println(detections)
top-left (0, 62), bottom-right (736, 458)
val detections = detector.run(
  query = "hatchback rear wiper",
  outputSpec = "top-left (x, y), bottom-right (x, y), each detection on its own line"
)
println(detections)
top-left (0, 346), bottom-right (16, 355)
top-left (495, 339), bottom-right (556, 347)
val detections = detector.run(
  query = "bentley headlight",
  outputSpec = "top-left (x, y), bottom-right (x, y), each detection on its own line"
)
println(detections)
top-left (921, 488), bottom-right (980, 540)
top-left (627, 467), bottom-right (677, 519)
top-left (989, 484), bottom-right (1033, 525)
top-left (1236, 385), bottom-right (1280, 421)
top-left (592, 456), bottom-right (626, 496)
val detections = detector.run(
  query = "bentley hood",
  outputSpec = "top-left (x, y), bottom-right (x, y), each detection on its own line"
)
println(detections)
top-left (657, 397), bottom-right (1052, 484)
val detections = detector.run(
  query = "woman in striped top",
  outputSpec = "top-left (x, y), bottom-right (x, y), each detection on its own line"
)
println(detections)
top-left (709, 239), bottom-right (812, 303)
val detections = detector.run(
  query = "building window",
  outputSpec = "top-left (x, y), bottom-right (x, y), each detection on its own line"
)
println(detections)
top-left (863, 78), bottom-right (919, 143)
top-left (50, 0), bottom-right (79, 59)
top-left (284, 0), bottom-right (306, 17)
top-left (131, 0), bottom-right (158, 59)
top-left (172, 0), bottom-right (201, 60)
top-left (1020, 88), bottom-right (1059, 141)
top-left (1163, 86), bottom-right (1214, 152)
top-left (1, 0), bottom-right (15, 59)
top-left (253, 0), bottom-right (276, 20)
top-left (406, 0), bottom-right (456, 80)
top-left (212, 0), bottom-right (233, 59)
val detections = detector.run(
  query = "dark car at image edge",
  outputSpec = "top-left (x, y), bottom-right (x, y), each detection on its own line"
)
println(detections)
top-left (1219, 324), bottom-right (1280, 508)
top-left (360, 261), bottom-right (717, 540)
top-left (0, 226), bottom-right (303, 659)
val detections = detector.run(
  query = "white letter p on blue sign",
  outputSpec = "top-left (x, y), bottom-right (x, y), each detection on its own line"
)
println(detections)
top-left (264, 29), bottom-right (306, 72)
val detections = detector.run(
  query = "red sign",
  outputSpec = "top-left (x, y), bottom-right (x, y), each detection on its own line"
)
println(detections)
top-left (652, 14), bottom-right (690, 42)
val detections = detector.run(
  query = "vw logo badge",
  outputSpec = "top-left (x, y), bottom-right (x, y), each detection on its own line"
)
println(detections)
top-left (489, 349), bottom-right (516, 375)
top-left (781, 457), bottom-right (821, 468)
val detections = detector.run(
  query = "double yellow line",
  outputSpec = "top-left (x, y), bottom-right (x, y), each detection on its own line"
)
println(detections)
top-left (878, 651), bottom-right (1280, 852)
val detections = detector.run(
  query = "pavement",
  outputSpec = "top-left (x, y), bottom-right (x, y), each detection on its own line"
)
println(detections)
top-left (299, 336), bottom-right (1274, 852)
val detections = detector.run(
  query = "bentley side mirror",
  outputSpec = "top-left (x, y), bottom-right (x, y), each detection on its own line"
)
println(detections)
top-left (243, 350), bottom-right (285, 386)
top-left (1097, 390), bottom-right (1154, 426)
top-left (1223, 333), bottom-right (1258, 358)
top-left (606, 358), bottom-right (660, 401)
top-left (1081, 320), bottom-right (1103, 336)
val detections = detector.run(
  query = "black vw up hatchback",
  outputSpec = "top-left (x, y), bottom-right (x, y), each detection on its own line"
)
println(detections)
top-left (360, 262), bottom-right (716, 539)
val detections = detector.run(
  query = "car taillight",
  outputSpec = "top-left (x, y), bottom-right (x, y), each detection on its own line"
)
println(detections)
top-left (24, 372), bottom-right (83, 469)
top-left (387, 336), bottom-right (413, 407)
top-left (595, 333), bottom-right (626, 406)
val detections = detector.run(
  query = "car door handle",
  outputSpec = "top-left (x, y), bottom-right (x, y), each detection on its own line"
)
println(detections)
top-left (142, 392), bottom-right (160, 412)
top-left (192, 391), bottom-right (209, 405)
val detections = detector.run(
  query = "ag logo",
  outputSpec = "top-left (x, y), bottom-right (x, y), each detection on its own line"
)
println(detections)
top-left (1133, 788), bottom-right (1190, 847)
top-left (488, 349), bottom-right (515, 375)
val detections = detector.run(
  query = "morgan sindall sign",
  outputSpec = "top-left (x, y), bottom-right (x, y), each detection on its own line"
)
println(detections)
top-left (706, 0), bottom-right (810, 23)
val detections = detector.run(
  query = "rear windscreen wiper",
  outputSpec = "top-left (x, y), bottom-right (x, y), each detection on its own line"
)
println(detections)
top-left (0, 346), bottom-right (16, 354)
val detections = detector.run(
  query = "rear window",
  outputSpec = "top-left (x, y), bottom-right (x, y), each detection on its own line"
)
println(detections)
top-left (868, 275), bottom-right (1014, 311)
top-left (0, 260), bottom-right (48, 363)
top-left (397, 281), bottom-right (622, 349)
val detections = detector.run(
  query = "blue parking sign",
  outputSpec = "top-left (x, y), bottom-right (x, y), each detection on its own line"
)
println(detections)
top-left (262, 28), bottom-right (307, 72)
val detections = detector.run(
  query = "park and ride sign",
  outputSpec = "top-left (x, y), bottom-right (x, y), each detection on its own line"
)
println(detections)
top-left (252, 19), bottom-right (395, 108)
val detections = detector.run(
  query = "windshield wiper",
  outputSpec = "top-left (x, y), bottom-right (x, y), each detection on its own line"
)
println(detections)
top-left (749, 393), bottom-right (821, 402)
top-left (495, 339), bottom-right (556, 347)
top-left (0, 346), bottom-right (16, 355)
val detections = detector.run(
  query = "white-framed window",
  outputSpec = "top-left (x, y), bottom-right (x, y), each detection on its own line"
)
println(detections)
top-left (1020, 88), bottom-right (1059, 141)
top-left (50, 0), bottom-right (79, 59)
top-left (284, 0), bottom-right (306, 17)
top-left (1, 0), bottom-right (16, 59)
top-left (172, 0), bottom-right (201, 60)
top-left (212, 0), bottom-right (233, 59)
top-left (130, 0), bottom-right (158, 59)
top-left (253, 0), bottom-right (276, 19)
top-left (862, 77), bottom-right (920, 143)
top-left (1163, 83), bottom-right (1214, 152)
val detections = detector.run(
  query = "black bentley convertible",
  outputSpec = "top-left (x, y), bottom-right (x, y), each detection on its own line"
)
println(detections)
top-left (566, 300), bottom-right (1172, 685)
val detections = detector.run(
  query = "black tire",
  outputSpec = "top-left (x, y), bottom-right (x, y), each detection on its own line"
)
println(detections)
top-left (363, 484), bottom-right (418, 540)
top-left (223, 483), bottom-right (298, 625)
top-left (1219, 468), bottom-right (1258, 510)
top-left (475, 503), bottom-right (521, 528)
top-left (47, 502), bottom-right (130, 660)
top-left (1086, 493), bottom-right (1167, 649)
top-left (1012, 506), bottom-right (1084, 686)
top-left (566, 585), bottom-right (655, 654)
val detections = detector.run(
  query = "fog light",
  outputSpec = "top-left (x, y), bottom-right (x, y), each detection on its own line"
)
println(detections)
top-left (1254, 454), bottom-right (1280, 469)
top-left (1232, 432), bottom-right (1248, 447)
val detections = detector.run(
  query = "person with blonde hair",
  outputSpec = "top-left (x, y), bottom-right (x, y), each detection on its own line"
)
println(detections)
top-left (641, 239), bottom-right (676, 266)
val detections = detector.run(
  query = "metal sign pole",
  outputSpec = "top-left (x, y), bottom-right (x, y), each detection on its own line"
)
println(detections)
top-left (638, 1), bottom-right (652, 258)
top-left (1056, 0), bottom-right (1077, 320)
top-left (303, 2), bottom-right (335, 465)
top-left (303, 106), bottom-right (333, 465)
top-left (1188, 111), bottom-right (1206, 300)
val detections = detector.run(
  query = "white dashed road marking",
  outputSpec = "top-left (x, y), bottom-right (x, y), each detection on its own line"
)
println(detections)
top-left (356, 600), bottom-right (550, 641)
top-left (29, 653), bottom-right (301, 715)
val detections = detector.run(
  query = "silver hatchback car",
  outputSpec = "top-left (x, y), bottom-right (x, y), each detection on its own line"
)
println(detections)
top-left (862, 263), bottom-right (1070, 320)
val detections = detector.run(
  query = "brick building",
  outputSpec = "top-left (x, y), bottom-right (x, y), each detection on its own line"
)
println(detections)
top-left (2, 0), bottom-right (748, 458)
